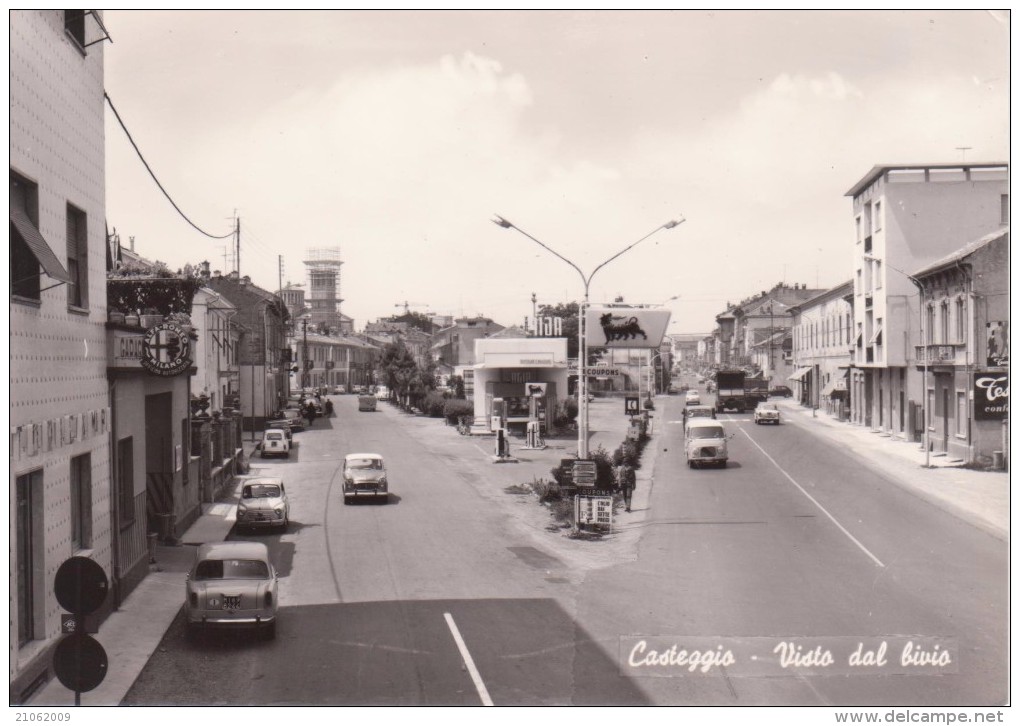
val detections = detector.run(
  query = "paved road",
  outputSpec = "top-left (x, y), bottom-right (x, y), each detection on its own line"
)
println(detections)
top-left (123, 395), bottom-right (648, 705)
top-left (573, 390), bottom-right (1008, 706)
top-left (123, 388), bottom-right (1008, 706)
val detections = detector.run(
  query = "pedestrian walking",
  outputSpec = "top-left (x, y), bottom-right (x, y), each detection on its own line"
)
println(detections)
top-left (304, 401), bottom-right (317, 427)
top-left (617, 462), bottom-right (636, 512)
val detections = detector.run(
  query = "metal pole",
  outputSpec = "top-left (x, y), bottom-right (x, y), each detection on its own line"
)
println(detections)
top-left (302, 319), bottom-right (309, 390)
top-left (578, 295), bottom-right (588, 458)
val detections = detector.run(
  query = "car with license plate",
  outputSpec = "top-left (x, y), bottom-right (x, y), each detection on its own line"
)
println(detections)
top-left (265, 418), bottom-right (294, 441)
top-left (259, 428), bottom-right (291, 458)
top-left (185, 541), bottom-right (278, 639)
top-left (236, 478), bottom-right (289, 532)
top-left (684, 419), bottom-right (730, 468)
top-left (685, 389), bottom-right (701, 405)
top-left (342, 453), bottom-right (388, 503)
top-left (753, 402), bottom-right (781, 425)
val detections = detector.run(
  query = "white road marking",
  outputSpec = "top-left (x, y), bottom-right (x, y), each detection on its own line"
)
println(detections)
top-left (444, 612), bottom-right (494, 706)
top-left (737, 425), bottom-right (886, 568)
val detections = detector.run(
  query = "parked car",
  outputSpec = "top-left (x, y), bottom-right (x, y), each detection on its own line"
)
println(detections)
top-left (333, 385), bottom-right (347, 395)
top-left (769, 385), bottom-right (793, 398)
top-left (684, 419), bottom-right (730, 468)
top-left (236, 478), bottom-right (290, 531)
top-left (754, 402), bottom-right (782, 425)
top-left (275, 408), bottom-right (305, 432)
top-left (342, 453), bottom-right (388, 504)
top-left (685, 390), bottom-right (701, 405)
top-left (374, 386), bottom-right (389, 399)
top-left (265, 418), bottom-right (293, 441)
top-left (259, 428), bottom-right (291, 458)
top-left (184, 541), bottom-right (278, 639)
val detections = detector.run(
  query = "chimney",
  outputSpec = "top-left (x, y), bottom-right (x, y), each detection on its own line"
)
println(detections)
top-left (129, 236), bottom-right (135, 251)
top-left (242, 275), bottom-right (251, 285)
top-left (200, 261), bottom-right (210, 279)
top-left (229, 271), bottom-right (240, 280)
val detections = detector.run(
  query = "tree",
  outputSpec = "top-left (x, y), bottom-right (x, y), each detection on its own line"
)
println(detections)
top-left (538, 301), bottom-right (599, 364)
top-left (391, 311), bottom-right (437, 334)
top-left (379, 341), bottom-right (437, 410)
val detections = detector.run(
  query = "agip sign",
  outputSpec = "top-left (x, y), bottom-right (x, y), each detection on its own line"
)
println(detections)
top-left (585, 306), bottom-right (672, 349)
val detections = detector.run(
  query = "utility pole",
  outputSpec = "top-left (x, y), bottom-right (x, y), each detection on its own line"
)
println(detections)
top-left (235, 215), bottom-right (241, 276)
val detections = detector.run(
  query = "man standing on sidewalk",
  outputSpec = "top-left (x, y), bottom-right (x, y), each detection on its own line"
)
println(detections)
top-left (617, 462), bottom-right (636, 512)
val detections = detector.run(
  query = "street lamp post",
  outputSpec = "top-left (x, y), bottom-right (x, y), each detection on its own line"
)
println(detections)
top-left (301, 315), bottom-right (310, 390)
top-left (494, 215), bottom-right (684, 458)
top-left (862, 254), bottom-right (930, 468)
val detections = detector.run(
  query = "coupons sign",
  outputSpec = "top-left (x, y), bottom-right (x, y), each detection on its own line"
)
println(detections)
top-left (586, 305), bottom-right (672, 349)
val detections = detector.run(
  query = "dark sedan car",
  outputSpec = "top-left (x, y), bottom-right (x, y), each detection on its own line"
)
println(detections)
top-left (769, 385), bottom-right (793, 398)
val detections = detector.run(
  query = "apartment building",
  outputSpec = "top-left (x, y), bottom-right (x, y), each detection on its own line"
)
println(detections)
top-left (788, 282), bottom-right (854, 417)
top-left (10, 10), bottom-right (112, 702)
top-left (845, 162), bottom-right (1008, 439)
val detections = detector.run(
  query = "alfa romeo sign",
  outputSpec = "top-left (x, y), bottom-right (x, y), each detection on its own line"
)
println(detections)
top-left (140, 322), bottom-right (192, 377)
top-left (586, 305), bottom-right (672, 349)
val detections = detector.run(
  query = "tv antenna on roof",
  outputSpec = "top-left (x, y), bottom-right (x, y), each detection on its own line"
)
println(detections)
top-left (956, 146), bottom-right (973, 161)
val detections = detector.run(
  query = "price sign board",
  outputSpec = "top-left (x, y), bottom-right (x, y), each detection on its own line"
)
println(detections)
top-left (572, 460), bottom-right (597, 487)
top-left (576, 496), bottom-right (614, 527)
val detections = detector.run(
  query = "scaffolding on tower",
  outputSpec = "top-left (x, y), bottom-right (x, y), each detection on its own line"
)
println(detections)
top-left (303, 247), bottom-right (345, 333)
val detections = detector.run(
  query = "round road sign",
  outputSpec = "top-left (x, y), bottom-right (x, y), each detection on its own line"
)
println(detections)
top-left (54, 557), bottom-right (109, 616)
top-left (53, 634), bottom-right (108, 693)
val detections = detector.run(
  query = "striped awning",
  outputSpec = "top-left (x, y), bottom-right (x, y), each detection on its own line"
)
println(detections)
top-left (788, 367), bottom-right (812, 382)
top-left (11, 205), bottom-right (71, 283)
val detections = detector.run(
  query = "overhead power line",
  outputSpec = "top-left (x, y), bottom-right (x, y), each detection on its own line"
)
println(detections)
top-left (104, 91), bottom-right (234, 240)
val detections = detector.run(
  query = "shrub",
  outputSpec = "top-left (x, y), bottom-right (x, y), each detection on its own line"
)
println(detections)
top-left (421, 391), bottom-right (447, 418)
top-left (553, 398), bottom-right (578, 428)
top-left (443, 398), bottom-right (474, 424)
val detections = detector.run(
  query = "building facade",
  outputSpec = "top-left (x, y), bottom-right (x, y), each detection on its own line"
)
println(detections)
top-left (788, 281), bottom-right (854, 417)
top-left (191, 287), bottom-right (241, 413)
top-left (911, 229), bottom-right (1009, 465)
top-left (846, 162), bottom-right (1008, 439)
top-left (472, 337), bottom-right (569, 433)
top-left (9, 9), bottom-right (112, 701)
top-left (204, 274), bottom-right (289, 427)
top-left (430, 316), bottom-right (505, 368)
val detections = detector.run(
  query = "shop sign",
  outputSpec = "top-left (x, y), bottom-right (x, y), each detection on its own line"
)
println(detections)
top-left (527, 316), bottom-right (564, 337)
top-left (140, 322), bottom-right (192, 377)
top-left (974, 371), bottom-right (1008, 421)
top-left (986, 321), bottom-right (1009, 367)
top-left (526, 382), bottom-right (547, 397)
top-left (586, 305), bottom-right (672, 349)
top-left (572, 460), bottom-right (597, 486)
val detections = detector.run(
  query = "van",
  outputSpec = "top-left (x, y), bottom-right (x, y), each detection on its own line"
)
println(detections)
top-left (684, 419), bottom-right (730, 469)
top-left (358, 395), bottom-right (377, 412)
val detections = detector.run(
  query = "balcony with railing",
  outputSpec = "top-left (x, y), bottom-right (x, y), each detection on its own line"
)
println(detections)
top-left (914, 343), bottom-right (967, 366)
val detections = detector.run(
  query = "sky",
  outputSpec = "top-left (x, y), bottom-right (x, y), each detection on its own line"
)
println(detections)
top-left (102, 9), bottom-right (1010, 335)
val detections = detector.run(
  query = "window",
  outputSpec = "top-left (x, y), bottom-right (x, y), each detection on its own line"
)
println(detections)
top-left (855, 216), bottom-right (861, 242)
top-left (118, 437), bottom-right (135, 526)
top-left (11, 172), bottom-right (41, 300)
top-left (955, 297), bottom-right (966, 343)
top-left (16, 469), bottom-right (42, 646)
top-left (874, 201), bottom-right (882, 232)
top-left (65, 10), bottom-right (86, 50)
top-left (70, 454), bottom-right (92, 550)
top-left (66, 204), bottom-right (88, 308)
top-left (870, 318), bottom-right (883, 347)
top-left (956, 391), bottom-right (967, 437)
top-left (925, 305), bottom-right (936, 346)
top-left (940, 301), bottom-right (950, 344)
top-left (874, 260), bottom-right (882, 289)
top-left (1002, 194), bottom-right (1009, 225)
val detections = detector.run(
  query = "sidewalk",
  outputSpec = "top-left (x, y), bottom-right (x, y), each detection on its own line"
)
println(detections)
top-left (772, 399), bottom-right (1009, 541)
top-left (27, 482), bottom-right (243, 706)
